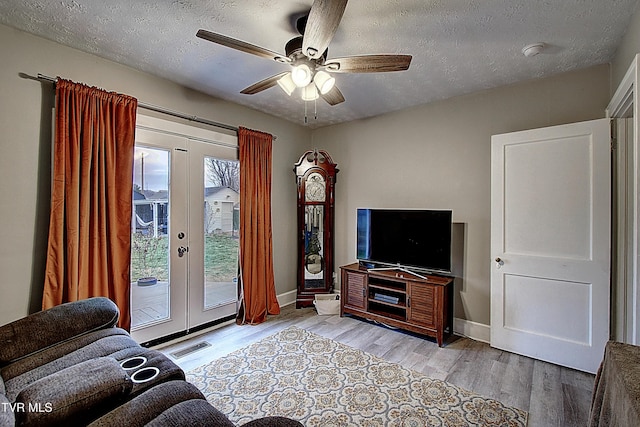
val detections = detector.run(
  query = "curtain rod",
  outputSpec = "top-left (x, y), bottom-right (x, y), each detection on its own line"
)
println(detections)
top-left (35, 73), bottom-right (272, 138)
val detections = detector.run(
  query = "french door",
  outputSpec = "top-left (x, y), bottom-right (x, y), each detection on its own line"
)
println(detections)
top-left (130, 115), bottom-right (239, 344)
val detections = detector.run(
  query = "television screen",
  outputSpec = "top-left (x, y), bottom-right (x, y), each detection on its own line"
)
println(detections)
top-left (357, 208), bottom-right (452, 273)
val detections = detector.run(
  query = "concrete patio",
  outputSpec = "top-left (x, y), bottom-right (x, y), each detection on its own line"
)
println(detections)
top-left (131, 280), bottom-right (236, 329)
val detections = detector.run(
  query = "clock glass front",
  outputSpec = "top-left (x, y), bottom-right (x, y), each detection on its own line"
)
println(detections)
top-left (304, 172), bottom-right (326, 289)
top-left (304, 205), bottom-right (324, 287)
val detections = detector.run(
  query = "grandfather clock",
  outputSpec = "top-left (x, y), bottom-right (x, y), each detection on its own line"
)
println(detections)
top-left (294, 149), bottom-right (338, 308)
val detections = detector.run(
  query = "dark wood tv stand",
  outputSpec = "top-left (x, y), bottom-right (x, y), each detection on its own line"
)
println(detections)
top-left (340, 263), bottom-right (453, 346)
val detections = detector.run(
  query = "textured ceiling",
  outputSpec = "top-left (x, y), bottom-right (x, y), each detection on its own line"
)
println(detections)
top-left (1, 0), bottom-right (638, 128)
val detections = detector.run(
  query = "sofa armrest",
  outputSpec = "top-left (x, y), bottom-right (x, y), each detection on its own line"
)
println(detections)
top-left (0, 297), bottom-right (119, 364)
top-left (15, 357), bottom-right (132, 427)
top-left (0, 394), bottom-right (16, 426)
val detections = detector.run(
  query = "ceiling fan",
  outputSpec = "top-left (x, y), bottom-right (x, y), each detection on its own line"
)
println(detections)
top-left (196, 0), bottom-right (412, 106)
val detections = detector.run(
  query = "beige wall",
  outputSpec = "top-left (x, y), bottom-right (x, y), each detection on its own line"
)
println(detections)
top-left (0, 21), bottom-right (618, 331)
top-left (312, 65), bottom-right (610, 326)
top-left (0, 24), bottom-right (309, 325)
top-left (612, 5), bottom-right (640, 90)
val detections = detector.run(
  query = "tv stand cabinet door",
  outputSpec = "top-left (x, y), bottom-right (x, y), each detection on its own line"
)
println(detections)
top-left (407, 281), bottom-right (437, 329)
top-left (342, 270), bottom-right (367, 310)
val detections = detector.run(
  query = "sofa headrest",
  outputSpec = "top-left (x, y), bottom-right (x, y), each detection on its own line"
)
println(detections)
top-left (0, 297), bottom-right (120, 365)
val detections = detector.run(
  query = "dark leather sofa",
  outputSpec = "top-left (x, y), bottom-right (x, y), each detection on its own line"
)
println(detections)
top-left (0, 297), bottom-right (301, 426)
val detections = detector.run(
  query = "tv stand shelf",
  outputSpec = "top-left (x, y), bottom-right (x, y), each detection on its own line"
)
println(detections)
top-left (340, 263), bottom-right (453, 346)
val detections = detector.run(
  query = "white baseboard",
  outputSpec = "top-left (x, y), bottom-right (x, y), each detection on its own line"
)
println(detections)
top-left (276, 291), bottom-right (491, 344)
top-left (277, 289), bottom-right (297, 307)
top-left (276, 289), bottom-right (341, 308)
top-left (453, 317), bottom-right (491, 344)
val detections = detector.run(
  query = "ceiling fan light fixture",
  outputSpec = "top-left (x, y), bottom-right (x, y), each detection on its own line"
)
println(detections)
top-left (277, 73), bottom-right (296, 96)
top-left (314, 70), bottom-right (335, 95)
top-left (291, 63), bottom-right (313, 87)
top-left (301, 84), bottom-right (319, 101)
top-left (197, 0), bottom-right (411, 117)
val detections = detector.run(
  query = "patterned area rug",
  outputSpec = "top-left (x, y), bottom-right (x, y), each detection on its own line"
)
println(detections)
top-left (187, 327), bottom-right (528, 426)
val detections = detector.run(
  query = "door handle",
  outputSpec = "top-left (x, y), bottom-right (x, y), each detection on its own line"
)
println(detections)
top-left (178, 246), bottom-right (189, 257)
top-left (495, 257), bottom-right (504, 268)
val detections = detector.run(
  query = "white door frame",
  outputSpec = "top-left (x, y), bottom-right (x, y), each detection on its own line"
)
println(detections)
top-left (607, 53), bottom-right (640, 345)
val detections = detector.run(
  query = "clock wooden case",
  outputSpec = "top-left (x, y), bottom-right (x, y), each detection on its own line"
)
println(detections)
top-left (294, 149), bottom-right (338, 308)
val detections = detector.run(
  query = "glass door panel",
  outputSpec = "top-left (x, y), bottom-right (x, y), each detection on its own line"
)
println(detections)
top-left (203, 157), bottom-right (239, 309)
top-left (131, 147), bottom-right (170, 329)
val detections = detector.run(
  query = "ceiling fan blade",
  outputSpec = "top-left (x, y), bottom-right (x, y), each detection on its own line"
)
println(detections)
top-left (325, 55), bottom-right (412, 73)
top-left (197, 29), bottom-right (288, 62)
top-left (321, 85), bottom-right (345, 106)
top-left (240, 72), bottom-right (289, 95)
top-left (302, 0), bottom-right (348, 59)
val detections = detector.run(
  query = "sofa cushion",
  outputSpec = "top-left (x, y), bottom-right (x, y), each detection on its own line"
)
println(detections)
top-left (15, 357), bottom-right (132, 427)
top-left (242, 417), bottom-right (304, 427)
top-left (145, 399), bottom-right (236, 427)
top-left (88, 380), bottom-right (207, 427)
top-left (0, 297), bottom-right (119, 365)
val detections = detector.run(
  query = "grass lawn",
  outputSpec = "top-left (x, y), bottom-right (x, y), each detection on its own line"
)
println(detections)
top-left (131, 233), bottom-right (238, 282)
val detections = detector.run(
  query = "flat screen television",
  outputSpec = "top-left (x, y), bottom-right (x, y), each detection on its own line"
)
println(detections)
top-left (356, 208), bottom-right (452, 274)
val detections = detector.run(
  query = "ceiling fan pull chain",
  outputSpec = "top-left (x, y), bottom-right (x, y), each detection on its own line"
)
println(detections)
top-left (304, 100), bottom-right (308, 124)
top-left (314, 98), bottom-right (318, 121)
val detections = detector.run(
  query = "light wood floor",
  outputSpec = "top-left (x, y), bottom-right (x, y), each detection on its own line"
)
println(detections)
top-left (157, 304), bottom-right (595, 427)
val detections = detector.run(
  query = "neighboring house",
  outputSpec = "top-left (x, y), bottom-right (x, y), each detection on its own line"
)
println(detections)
top-left (204, 187), bottom-right (239, 234)
top-left (133, 190), bottom-right (168, 236)
top-left (134, 187), bottom-right (236, 235)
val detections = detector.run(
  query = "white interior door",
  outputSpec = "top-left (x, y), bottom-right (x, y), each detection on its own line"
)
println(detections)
top-left (490, 118), bottom-right (611, 374)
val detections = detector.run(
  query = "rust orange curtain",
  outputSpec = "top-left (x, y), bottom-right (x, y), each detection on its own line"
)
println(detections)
top-left (42, 79), bottom-right (137, 331)
top-left (237, 127), bottom-right (280, 325)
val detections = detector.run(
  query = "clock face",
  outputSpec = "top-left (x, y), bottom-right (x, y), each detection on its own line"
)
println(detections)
top-left (305, 173), bottom-right (326, 202)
